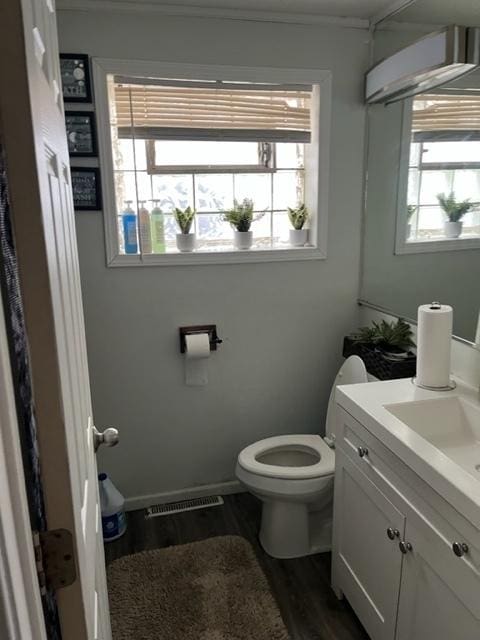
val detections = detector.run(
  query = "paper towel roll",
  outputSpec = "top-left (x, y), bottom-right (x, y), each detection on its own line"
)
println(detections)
top-left (416, 303), bottom-right (453, 388)
top-left (185, 333), bottom-right (210, 386)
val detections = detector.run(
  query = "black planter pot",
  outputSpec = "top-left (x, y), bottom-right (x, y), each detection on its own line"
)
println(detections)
top-left (343, 336), bottom-right (416, 381)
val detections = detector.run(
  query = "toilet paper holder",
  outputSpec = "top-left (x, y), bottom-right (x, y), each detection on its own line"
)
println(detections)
top-left (179, 325), bottom-right (223, 354)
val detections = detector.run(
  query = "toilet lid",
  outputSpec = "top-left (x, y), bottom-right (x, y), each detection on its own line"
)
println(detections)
top-left (325, 355), bottom-right (368, 438)
top-left (237, 434), bottom-right (335, 479)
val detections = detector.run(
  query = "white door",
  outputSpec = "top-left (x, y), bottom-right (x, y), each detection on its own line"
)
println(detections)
top-left (0, 2), bottom-right (112, 640)
top-left (396, 513), bottom-right (480, 640)
top-left (332, 450), bottom-right (405, 640)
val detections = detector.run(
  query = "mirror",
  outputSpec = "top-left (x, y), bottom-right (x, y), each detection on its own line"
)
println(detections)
top-left (361, 3), bottom-right (480, 342)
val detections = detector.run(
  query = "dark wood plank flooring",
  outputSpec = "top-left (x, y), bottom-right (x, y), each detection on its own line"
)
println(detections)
top-left (104, 492), bottom-right (369, 640)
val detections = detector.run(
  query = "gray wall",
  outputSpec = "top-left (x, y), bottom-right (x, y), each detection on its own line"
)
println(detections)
top-left (361, 30), bottom-right (480, 341)
top-left (58, 9), bottom-right (368, 503)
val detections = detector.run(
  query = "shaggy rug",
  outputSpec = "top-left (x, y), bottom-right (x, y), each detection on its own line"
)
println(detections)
top-left (107, 535), bottom-right (290, 640)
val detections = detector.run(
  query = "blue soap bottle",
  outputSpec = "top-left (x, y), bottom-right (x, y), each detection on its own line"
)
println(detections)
top-left (122, 200), bottom-right (138, 254)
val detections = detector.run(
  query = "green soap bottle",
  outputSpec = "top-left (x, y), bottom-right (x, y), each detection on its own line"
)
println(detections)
top-left (151, 199), bottom-right (165, 253)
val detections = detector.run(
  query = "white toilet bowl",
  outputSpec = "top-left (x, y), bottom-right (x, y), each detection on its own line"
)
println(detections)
top-left (236, 356), bottom-right (368, 559)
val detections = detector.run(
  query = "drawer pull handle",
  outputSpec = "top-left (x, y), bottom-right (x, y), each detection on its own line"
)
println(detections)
top-left (387, 527), bottom-right (400, 540)
top-left (357, 446), bottom-right (369, 458)
top-left (452, 542), bottom-right (469, 557)
top-left (399, 541), bottom-right (413, 554)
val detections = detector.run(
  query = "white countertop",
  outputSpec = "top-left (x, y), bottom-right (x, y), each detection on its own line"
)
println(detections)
top-left (336, 377), bottom-right (480, 531)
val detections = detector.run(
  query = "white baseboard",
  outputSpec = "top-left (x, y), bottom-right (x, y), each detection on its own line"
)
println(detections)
top-left (124, 480), bottom-right (244, 511)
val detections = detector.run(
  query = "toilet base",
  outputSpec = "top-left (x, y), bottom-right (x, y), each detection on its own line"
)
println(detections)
top-left (259, 498), bottom-right (332, 559)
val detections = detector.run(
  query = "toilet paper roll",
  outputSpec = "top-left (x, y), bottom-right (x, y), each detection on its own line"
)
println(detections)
top-left (416, 303), bottom-right (453, 389)
top-left (185, 333), bottom-right (210, 386)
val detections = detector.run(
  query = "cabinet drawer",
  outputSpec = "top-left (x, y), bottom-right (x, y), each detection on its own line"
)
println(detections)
top-left (336, 406), bottom-right (401, 504)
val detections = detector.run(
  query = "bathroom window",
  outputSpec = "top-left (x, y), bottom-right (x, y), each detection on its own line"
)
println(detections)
top-left (92, 60), bottom-right (331, 265)
top-left (397, 93), bottom-right (480, 254)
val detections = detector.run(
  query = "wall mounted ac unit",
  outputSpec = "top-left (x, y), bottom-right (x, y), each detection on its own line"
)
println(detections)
top-left (366, 26), bottom-right (480, 104)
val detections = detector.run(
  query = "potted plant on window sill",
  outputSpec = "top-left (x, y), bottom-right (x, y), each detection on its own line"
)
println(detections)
top-left (224, 198), bottom-right (262, 250)
top-left (437, 191), bottom-right (474, 239)
top-left (288, 204), bottom-right (309, 246)
top-left (174, 206), bottom-right (196, 252)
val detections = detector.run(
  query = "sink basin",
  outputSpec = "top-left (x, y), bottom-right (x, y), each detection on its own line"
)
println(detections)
top-left (384, 396), bottom-right (480, 478)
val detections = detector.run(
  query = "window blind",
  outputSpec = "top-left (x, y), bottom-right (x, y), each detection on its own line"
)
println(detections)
top-left (113, 78), bottom-right (312, 143)
top-left (412, 93), bottom-right (480, 142)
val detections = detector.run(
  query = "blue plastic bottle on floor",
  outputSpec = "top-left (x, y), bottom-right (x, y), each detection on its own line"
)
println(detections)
top-left (122, 200), bottom-right (138, 254)
top-left (98, 473), bottom-right (127, 542)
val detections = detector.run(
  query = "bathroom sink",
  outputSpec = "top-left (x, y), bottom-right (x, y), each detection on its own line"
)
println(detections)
top-left (384, 396), bottom-right (480, 478)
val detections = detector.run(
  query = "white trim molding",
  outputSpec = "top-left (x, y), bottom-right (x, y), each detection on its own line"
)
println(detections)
top-left (57, 0), bottom-right (370, 29)
top-left (124, 480), bottom-right (244, 511)
top-left (370, 0), bottom-right (416, 28)
top-left (92, 58), bottom-right (332, 267)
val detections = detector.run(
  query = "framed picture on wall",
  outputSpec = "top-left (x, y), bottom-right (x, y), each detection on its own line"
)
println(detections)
top-left (71, 167), bottom-right (102, 210)
top-left (60, 54), bottom-right (92, 102)
top-left (65, 111), bottom-right (97, 157)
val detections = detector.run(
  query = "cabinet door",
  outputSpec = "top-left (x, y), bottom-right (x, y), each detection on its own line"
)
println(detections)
top-left (396, 513), bottom-right (480, 640)
top-left (332, 450), bottom-right (405, 640)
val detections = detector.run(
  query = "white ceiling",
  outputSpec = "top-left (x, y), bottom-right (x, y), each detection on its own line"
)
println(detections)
top-left (398, 1), bottom-right (480, 26)
top-left (100, 0), bottom-right (391, 20)
top-left (58, 0), bottom-right (480, 26)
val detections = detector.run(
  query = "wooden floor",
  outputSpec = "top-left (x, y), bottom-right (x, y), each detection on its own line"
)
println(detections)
top-left (104, 492), bottom-right (369, 640)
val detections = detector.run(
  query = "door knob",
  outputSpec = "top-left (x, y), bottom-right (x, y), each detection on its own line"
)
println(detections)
top-left (357, 446), bottom-right (369, 458)
top-left (93, 426), bottom-right (119, 452)
top-left (399, 540), bottom-right (413, 554)
top-left (387, 527), bottom-right (400, 540)
top-left (452, 542), bottom-right (469, 557)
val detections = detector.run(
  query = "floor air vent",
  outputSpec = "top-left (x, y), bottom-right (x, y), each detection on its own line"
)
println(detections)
top-left (145, 495), bottom-right (224, 518)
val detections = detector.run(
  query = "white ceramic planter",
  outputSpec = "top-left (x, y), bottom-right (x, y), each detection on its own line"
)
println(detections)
top-left (176, 233), bottom-right (196, 252)
top-left (234, 230), bottom-right (253, 250)
top-left (444, 221), bottom-right (463, 239)
top-left (289, 228), bottom-right (308, 247)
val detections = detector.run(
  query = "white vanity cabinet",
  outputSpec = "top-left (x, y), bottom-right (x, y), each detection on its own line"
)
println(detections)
top-left (332, 405), bottom-right (480, 640)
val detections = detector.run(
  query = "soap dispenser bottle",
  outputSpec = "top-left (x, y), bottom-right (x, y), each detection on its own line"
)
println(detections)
top-left (150, 199), bottom-right (165, 253)
top-left (138, 200), bottom-right (152, 254)
top-left (122, 200), bottom-right (138, 254)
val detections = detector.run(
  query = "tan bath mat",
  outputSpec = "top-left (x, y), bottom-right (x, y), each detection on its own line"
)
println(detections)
top-left (107, 535), bottom-right (290, 640)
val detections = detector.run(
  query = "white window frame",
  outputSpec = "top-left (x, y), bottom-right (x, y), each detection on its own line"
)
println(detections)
top-left (92, 58), bottom-right (332, 267)
top-left (395, 97), bottom-right (480, 255)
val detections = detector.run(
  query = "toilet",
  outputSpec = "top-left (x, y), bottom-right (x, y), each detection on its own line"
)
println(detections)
top-left (235, 355), bottom-right (368, 559)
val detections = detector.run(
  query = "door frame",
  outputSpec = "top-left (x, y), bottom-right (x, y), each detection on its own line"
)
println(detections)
top-left (0, 291), bottom-right (47, 640)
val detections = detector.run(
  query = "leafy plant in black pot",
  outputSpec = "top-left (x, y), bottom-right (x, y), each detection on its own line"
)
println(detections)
top-left (345, 318), bottom-right (416, 380)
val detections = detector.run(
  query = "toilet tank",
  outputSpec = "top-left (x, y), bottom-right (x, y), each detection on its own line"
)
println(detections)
top-left (324, 356), bottom-right (368, 439)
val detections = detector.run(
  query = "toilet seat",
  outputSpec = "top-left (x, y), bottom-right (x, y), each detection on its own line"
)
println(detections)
top-left (237, 434), bottom-right (334, 480)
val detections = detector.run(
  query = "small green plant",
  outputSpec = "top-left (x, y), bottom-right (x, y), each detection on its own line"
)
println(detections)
top-left (351, 318), bottom-right (415, 353)
top-left (288, 204), bottom-right (309, 230)
top-left (407, 205), bottom-right (416, 222)
top-left (223, 198), bottom-right (262, 232)
top-left (174, 206), bottom-right (195, 234)
top-left (436, 191), bottom-right (474, 223)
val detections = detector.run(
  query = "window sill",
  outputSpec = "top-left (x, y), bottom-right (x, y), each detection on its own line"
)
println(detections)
top-left (107, 245), bottom-right (325, 267)
top-left (395, 236), bottom-right (480, 255)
